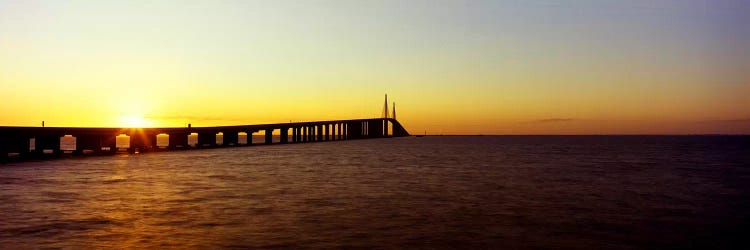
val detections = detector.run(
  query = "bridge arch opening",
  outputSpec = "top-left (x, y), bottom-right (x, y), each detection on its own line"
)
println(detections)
top-left (115, 134), bottom-right (130, 150)
top-left (188, 133), bottom-right (198, 147)
top-left (156, 133), bottom-right (169, 148)
top-left (239, 132), bottom-right (248, 145)
top-left (216, 132), bottom-right (223, 146)
top-left (60, 135), bottom-right (76, 153)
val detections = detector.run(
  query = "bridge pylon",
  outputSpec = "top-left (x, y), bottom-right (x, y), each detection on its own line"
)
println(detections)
top-left (382, 94), bottom-right (389, 119)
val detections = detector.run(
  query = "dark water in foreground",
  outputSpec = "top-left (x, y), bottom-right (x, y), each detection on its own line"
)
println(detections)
top-left (1, 136), bottom-right (748, 249)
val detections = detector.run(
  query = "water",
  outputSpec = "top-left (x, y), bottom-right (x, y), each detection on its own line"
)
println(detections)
top-left (1, 136), bottom-right (748, 249)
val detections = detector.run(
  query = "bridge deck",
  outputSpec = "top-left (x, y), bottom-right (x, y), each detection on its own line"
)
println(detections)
top-left (0, 118), bottom-right (409, 162)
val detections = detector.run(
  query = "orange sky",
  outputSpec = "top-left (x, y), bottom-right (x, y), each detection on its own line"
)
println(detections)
top-left (1, 1), bottom-right (748, 134)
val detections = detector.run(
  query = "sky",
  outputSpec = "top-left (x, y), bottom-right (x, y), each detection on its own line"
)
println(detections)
top-left (1, 0), bottom-right (748, 134)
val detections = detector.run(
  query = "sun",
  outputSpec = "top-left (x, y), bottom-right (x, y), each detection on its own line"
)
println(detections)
top-left (119, 115), bottom-right (152, 128)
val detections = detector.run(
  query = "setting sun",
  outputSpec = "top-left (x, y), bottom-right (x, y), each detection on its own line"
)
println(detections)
top-left (0, 1), bottom-right (748, 249)
top-left (118, 115), bottom-right (152, 128)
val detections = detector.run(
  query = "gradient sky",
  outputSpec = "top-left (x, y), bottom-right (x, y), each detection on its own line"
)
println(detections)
top-left (1, 0), bottom-right (748, 134)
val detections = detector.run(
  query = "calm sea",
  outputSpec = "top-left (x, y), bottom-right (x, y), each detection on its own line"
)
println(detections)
top-left (1, 136), bottom-right (748, 249)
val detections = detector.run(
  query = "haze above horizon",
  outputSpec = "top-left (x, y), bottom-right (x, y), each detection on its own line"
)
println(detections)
top-left (1, 0), bottom-right (748, 134)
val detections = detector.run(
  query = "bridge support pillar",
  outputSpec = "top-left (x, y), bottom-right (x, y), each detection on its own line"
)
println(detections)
top-left (349, 122), bottom-right (363, 139)
top-left (0, 138), bottom-right (6, 159)
top-left (368, 120), bottom-right (383, 138)
top-left (345, 123), bottom-right (352, 139)
top-left (341, 123), bottom-right (346, 140)
top-left (0, 136), bottom-right (7, 159)
top-left (129, 133), bottom-right (156, 153)
top-left (75, 135), bottom-right (101, 155)
top-left (223, 132), bottom-right (239, 146)
top-left (265, 129), bottom-right (273, 144)
top-left (197, 133), bottom-right (216, 148)
top-left (2, 136), bottom-right (31, 158)
top-left (317, 125), bottom-right (323, 141)
top-left (280, 128), bottom-right (288, 144)
top-left (35, 135), bottom-right (61, 156)
top-left (291, 127), bottom-right (297, 143)
top-left (298, 127), bottom-right (302, 142)
top-left (101, 135), bottom-right (117, 154)
top-left (169, 133), bottom-right (188, 149)
top-left (0, 141), bottom-right (5, 160)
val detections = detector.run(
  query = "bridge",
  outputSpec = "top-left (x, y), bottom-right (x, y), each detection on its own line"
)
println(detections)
top-left (0, 118), bottom-right (410, 161)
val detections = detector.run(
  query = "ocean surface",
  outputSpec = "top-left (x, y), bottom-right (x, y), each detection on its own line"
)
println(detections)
top-left (1, 136), bottom-right (748, 249)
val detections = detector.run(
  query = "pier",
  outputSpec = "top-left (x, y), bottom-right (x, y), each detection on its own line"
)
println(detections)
top-left (0, 118), bottom-right (409, 161)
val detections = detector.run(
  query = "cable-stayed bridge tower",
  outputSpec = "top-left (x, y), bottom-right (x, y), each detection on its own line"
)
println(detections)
top-left (382, 94), bottom-right (389, 119)
top-left (382, 94), bottom-right (402, 137)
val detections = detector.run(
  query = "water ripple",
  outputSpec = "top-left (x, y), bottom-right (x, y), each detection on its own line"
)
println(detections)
top-left (0, 136), bottom-right (748, 248)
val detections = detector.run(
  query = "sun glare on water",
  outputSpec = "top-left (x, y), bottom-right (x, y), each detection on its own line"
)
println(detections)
top-left (119, 115), bottom-right (152, 128)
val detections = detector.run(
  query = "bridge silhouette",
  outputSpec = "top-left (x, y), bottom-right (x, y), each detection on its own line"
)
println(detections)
top-left (0, 118), bottom-right (410, 161)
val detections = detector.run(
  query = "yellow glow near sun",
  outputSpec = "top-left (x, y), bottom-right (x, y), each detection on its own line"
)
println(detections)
top-left (119, 115), bottom-right (152, 128)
